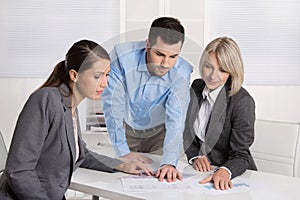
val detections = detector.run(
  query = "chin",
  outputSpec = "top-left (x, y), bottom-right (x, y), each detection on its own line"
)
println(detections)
top-left (155, 71), bottom-right (167, 77)
top-left (95, 96), bottom-right (101, 100)
top-left (206, 84), bottom-right (218, 90)
top-left (89, 95), bottom-right (101, 100)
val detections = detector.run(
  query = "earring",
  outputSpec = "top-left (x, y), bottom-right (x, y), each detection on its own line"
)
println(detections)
top-left (74, 79), bottom-right (77, 83)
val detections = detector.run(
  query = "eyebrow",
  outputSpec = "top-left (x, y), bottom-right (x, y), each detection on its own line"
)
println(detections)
top-left (93, 71), bottom-right (105, 75)
top-left (154, 49), bottom-right (178, 57)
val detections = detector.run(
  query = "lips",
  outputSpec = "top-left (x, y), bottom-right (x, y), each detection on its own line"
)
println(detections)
top-left (159, 68), bottom-right (168, 73)
top-left (209, 82), bottom-right (218, 85)
top-left (158, 67), bottom-right (170, 73)
top-left (96, 90), bottom-right (103, 95)
top-left (207, 79), bottom-right (218, 84)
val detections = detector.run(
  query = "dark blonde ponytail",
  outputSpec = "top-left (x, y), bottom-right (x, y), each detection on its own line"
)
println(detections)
top-left (40, 60), bottom-right (70, 89)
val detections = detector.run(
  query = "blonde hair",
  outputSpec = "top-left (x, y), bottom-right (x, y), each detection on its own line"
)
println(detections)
top-left (199, 37), bottom-right (244, 96)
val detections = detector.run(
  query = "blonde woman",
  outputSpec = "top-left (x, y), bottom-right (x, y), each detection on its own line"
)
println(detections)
top-left (183, 37), bottom-right (257, 190)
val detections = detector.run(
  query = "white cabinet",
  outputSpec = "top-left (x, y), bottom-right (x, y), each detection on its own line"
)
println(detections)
top-left (84, 99), bottom-right (106, 132)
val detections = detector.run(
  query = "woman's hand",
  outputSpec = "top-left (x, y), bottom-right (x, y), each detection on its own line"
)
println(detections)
top-left (192, 156), bottom-right (213, 172)
top-left (120, 152), bottom-right (153, 164)
top-left (199, 168), bottom-right (233, 190)
top-left (115, 160), bottom-right (154, 176)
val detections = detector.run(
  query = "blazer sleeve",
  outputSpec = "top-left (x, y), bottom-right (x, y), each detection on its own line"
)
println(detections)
top-left (222, 94), bottom-right (256, 179)
top-left (5, 90), bottom-right (58, 199)
top-left (79, 140), bottom-right (122, 172)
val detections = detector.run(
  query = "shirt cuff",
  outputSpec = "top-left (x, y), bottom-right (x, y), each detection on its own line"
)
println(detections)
top-left (188, 155), bottom-right (202, 165)
top-left (160, 152), bottom-right (179, 167)
top-left (219, 166), bottom-right (232, 179)
top-left (114, 143), bottom-right (130, 157)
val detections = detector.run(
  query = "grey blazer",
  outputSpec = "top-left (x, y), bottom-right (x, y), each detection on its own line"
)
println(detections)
top-left (0, 84), bottom-right (122, 200)
top-left (183, 79), bottom-right (257, 179)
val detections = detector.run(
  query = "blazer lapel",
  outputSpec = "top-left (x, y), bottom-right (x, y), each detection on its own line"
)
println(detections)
top-left (189, 90), bottom-right (203, 129)
top-left (75, 110), bottom-right (85, 169)
top-left (201, 86), bottom-right (227, 155)
top-left (189, 81), bottom-right (206, 133)
top-left (64, 109), bottom-right (76, 166)
top-left (59, 84), bottom-right (77, 168)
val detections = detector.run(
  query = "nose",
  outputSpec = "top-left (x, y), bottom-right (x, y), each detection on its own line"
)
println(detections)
top-left (209, 69), bottom-right (219, 80)
top-left (161, 57), bottom-right (170, 68)
top-left (100, 75), bottom-right (108, 88)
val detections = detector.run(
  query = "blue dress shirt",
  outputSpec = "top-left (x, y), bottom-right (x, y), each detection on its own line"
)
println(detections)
top-left (102, 41), bottom-right (193, 166)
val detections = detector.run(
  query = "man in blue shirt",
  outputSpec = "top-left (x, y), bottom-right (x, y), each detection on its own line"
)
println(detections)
top-left (102, 17), bottom-right (193, 182)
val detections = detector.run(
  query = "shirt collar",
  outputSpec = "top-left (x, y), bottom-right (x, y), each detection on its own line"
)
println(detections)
top-left (58, 83), bottom-right (72, 108)
top-left (137, 48), bottom-right (148, 72)
top-left (202, 84), bottom-right (225, 104)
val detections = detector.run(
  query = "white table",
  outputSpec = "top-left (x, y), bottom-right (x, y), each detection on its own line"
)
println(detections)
top-left (71, 133), bottom-right (300, 200)
top-left (70, 155), bottom-right (300, 200)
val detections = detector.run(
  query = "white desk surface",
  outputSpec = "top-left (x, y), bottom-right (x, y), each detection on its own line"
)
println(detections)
top-left (70, 133), bottom-right (300, 200)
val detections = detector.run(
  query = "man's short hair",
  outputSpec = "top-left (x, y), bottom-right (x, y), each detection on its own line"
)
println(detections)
top-left (148, 17), bottom-right (185, 47)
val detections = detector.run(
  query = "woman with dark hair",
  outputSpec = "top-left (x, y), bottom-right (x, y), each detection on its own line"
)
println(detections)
top-left (0, 40), bottom-right (153, 200)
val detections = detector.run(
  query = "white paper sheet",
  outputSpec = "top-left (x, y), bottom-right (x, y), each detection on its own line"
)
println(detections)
top-left (121, 173), bottom-right (194, 192)
top-left (186, 177), bottom-right (261, 195)
top-left (121, 174), bottom-right (261, 195)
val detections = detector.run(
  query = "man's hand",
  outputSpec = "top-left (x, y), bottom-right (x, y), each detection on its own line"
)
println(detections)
top-left (120, 152), bottom-right (153, 164)
top-left (155, 165), bottom-right (183, 182)
top-left (192, 156), bottom-right (213, 172)
top-left (199, 168), bottom-right (233, 190)
top-left (115, 160), bottom-right (154, 176)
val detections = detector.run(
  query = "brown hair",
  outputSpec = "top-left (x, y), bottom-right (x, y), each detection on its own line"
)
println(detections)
top-left (148, 17), bottom-right (185, 47)
top-left (40, 40), bottom-right (110, 95)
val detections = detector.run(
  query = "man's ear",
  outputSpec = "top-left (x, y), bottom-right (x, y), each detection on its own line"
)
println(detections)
top-left (69, 69), bottom-right (78, 83)
top-left (146, 39), bottom-right (151, 53)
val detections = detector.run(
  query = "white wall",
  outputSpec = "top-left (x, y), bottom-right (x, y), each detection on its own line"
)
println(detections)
top-left (245, 86), bottom-right (300, 123)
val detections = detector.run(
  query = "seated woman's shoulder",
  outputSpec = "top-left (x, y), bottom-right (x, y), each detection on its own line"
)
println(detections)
top-left (233, 87), bottom-right (255, 104)
top-left (28, 87), bottom-right (62, 105)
